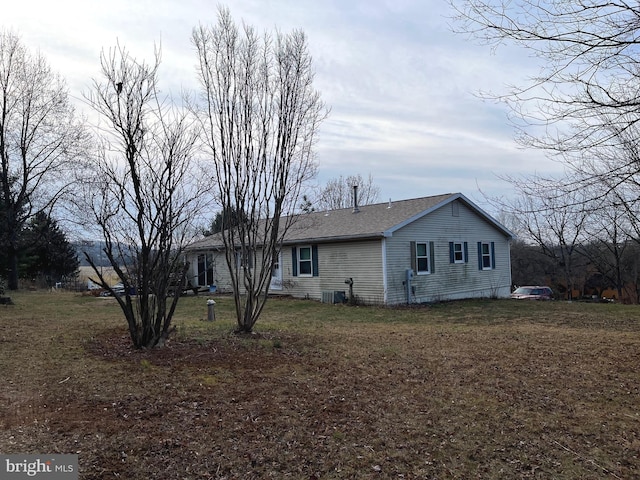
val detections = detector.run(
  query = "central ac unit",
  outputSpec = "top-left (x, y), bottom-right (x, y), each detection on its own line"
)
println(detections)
top-left (322, 290), bottom-right (346, 304)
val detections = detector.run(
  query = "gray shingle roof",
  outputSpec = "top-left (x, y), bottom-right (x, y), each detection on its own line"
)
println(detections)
top-left (283, 193), bottom-right (456, 243)
top-left (187, 192), bottom-right (512, 250)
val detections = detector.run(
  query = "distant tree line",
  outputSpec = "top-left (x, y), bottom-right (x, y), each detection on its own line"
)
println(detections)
top-left (511, 239), bottom-right (640, 303)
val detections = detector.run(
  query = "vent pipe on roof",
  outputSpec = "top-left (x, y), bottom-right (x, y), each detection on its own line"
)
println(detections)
top-left (352, 185), bottom-right (359, 213)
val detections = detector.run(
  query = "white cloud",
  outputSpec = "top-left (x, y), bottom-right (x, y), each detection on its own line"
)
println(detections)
top-left (4, 0), bottom-right (559, 211)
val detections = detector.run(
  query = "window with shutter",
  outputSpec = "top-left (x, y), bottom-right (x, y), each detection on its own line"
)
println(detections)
top-left (449, 242), bottom-right (467, 264)
top-left (292, 245), bottom-right (318, 277)
top-left (412, 241), bottom-right (434, 274)
top-left (477, 242), bottom-right (495, 270)
top-left (298, 246), bottom-right (312, 276)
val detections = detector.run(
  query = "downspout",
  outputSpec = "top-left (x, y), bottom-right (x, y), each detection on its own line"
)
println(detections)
top-left (381, 238), bottom-right (388, 304)
top-left (406, 268), bottom-right (414, 304)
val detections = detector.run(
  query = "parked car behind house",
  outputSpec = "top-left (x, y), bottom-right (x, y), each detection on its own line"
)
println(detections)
top-left (511, 286), bottom-right (553, 300)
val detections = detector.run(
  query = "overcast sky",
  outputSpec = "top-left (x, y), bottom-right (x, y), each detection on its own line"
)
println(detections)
top-left (5, 0), bottom-right (561, 211)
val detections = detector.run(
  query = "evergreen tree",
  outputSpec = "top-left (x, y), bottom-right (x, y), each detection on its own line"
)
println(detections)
top-left (202, 207), bottom-right (248, 236)
top-left (19, 212), bottom-right (79, 286)
top-left (299, 195), bottom-right (315, 213)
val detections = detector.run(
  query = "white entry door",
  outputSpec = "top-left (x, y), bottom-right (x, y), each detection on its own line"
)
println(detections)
top-left (270, 252), bottom-right (283, 290)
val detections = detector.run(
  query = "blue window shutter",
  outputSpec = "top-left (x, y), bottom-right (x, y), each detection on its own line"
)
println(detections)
top-left (312, 245), bottom-right (319, 276)
top-left (491, 242), bottom-right (496, 269)
top-left (449, 242), bottom-right (454, 263)
top-left (477, 242), bottom-right (483, 270)
top-left (410, 241), bottom-right (417, 272)
top-left (291, 247), bottom-right (297, 277)
top-left (430, 241), bottom-right (435, 273)
top-left (464, 242), bottom-right (468, 263)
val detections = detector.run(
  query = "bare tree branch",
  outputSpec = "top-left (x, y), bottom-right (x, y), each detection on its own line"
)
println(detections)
top-left (78, 43), bottom-right (207, 348)
top-left (450, 1), bottom-right (640, 152)
top-left (315, 173), bottom-right (381, 211)
top-left (192, 7), bottom-right (328, 333)
top-left (0, 30), bottom-right (88, 289)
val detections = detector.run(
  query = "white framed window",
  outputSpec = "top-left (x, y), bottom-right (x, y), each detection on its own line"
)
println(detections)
top-left (477, 242), bottom-right (495, 270)
top-left (449, 241), bottom-right (468, 264)
top-left (292, 245), bottom-right (318, 277)
top-left (453, 243), bottom-right (463, 262)
top-left (411, 241), bottom-right (434, 275)
top-left (298, 245), bottom-right (313, 276)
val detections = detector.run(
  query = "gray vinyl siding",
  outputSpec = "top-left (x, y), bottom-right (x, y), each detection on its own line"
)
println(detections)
top-left (283, 241), bottom-right (385, 303)
top-left (385, 200), bottom-right (511, 304)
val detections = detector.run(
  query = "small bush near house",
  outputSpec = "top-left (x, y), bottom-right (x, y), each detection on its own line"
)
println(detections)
top-left (1, 293), bottom-right (639, 479)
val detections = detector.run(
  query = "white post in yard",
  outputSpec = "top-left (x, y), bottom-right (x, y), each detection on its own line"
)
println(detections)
top-left (207, 299), bottom-right (216, 321)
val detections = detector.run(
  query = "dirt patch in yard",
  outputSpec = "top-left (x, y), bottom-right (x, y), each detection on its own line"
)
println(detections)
top-left (1, 294), bottom-right (640, 479)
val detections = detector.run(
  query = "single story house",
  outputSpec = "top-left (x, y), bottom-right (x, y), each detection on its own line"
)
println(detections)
top-left (185, 192), bottom-right (514, 305)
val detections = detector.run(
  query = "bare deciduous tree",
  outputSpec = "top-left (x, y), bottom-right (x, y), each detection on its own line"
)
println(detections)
top-left (451, 1), bottom-right (640, 154)
top-left (452, 1), bottom-right (640, 300)
top-left (503, 178), bottom-right (590, 299)
top-left (580, 207), bottom-right (628, 302)
top-left (0, 30), bottom-right (87, 290)
top-left (316, 173), bottom-right (380, 211)
top-left (497, 124), bottom-right (640, 302)
top-left (193, 7), bottom-right (328, 333)
top-left (80, 44), bottom-right (205, 348)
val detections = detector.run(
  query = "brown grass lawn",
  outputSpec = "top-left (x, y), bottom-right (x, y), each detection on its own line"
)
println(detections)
top-left (1, 292), bottom-right (639, 479)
